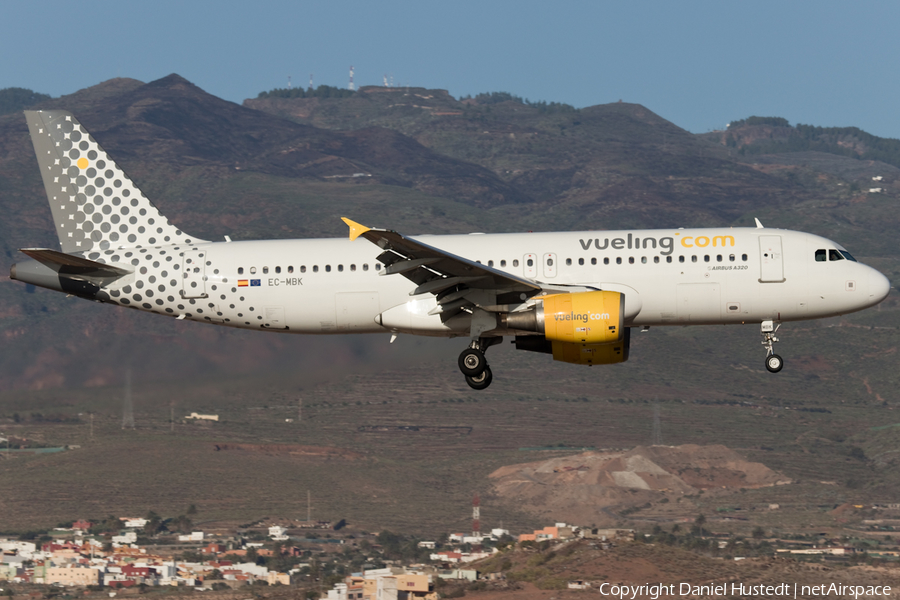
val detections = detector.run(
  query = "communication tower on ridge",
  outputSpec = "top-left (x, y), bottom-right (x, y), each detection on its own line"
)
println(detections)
top-left (472, 493), bottom-right (480, 538)
top-left (309, 74), bottom-right (314, 91)
top-left (349, 66), bottom-right (355, 91)
top-left (287, 76), bottom-right (292, 90)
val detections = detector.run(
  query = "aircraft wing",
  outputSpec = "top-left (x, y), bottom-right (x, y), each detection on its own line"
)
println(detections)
top-left (342, 218), bottom-right (541, 314)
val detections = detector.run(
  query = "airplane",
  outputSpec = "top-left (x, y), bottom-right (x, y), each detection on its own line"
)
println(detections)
top-left (9, 110), bottom-right (892, 390)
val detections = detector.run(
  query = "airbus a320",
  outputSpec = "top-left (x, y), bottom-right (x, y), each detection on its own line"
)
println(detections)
top-left (10, 111), bottom-right (892, 389)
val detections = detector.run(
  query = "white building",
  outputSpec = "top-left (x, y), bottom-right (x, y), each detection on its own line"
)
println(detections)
top-left (122, 518), bottom-right (148, 529)
top-left (112, 531), bottom-right (138, 545)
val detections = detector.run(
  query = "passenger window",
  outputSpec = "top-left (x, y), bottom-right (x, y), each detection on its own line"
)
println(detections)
top-left (703, 255), bottom-right (710, 262)
top-left (513, 259), bottom-right (519, 267)
top-left (338, 265), bottom-right (344, 272)
top-left (527, 258), bottom-right (533, 267)
top-left (591, 258), bottom-right (597, 265)
top-left (679, 256), bottom-right (685, 263)
top-left (815, 249), bottom-right (826, 262)
top-left (326, 265), bottom-right (332, 272)
top-left (578, 258), bottom-right (584, 266)
top-left (263, 266), bottom-right (269, 274)
top-left (653, 256), bottom-right (659, 264)
top-left (500, 260), bottom-right (507, 267)
top-left (566, 258), bottom-right (572, 266)
top-left (742, 254), bottom-right (748, 261)
top-left (666, 256), bottom-right (672, 263)
top-left (692, 256), bottom-right (698, 263)
top-left (488, 260), bottom-right (494, 267)
top-left (275, 266), bottom-right (281, 274)
top-left (363, 264), bottom-right (369, 271)
top-left (250, 267), bottom-right (257, 274)
top-left (829, 249), bottom-right (843, 261)
top-left (375, 264), bottom-right (381, 271)
top-left (350, 264), bottom-right (356, 271)
top-left (629, 257), bottom-right (635, 264)
top-left (300, 266), bottom-right (306, 273)
top-left (729, 254), bottom-right (735, 262)
top-left (604, 258), bottom-right (610, 265)
top-left (547, 258), bottom-right (554, 266)
top-left (716, 255), bottom-right (722, 262)
top-left (313, 266), bottom-right (319, 272)
top-left (616, 257), bottom-right (622, 265)
top-left (641, 257), bottom-right (647, 264)
top-left (238, 267), bottom-right (244, 275)
top-left (288, 266), bottom-right (294, 273)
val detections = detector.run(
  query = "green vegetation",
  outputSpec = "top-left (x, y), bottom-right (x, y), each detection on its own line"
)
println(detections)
top-left (0, 87), bottom-right (51, 116)
top-left (464, 91), bottom-right (576, 113)
top-left (256, 85), bottom-right (356, 99)
top-left (728, 115), bottom-right (900, 168)
top-left (728, 116), bottom-right (791, 128)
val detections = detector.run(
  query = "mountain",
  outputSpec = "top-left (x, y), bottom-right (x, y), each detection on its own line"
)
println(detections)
top-left (246, 87), bottom-right (798, 230)
top-left (0, 75), bottom-right (898, 533)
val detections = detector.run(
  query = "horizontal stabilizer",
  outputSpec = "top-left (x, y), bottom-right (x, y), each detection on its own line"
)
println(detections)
top-left (19, 248), bottom-right (132, 277)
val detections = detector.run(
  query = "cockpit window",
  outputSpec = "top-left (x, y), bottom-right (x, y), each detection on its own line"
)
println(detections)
top-left (839, 250), bottom-right (857, 262)
top-left (828, 249), bottom-right (844, 261)
top-left (815, 249), bottom-right (826, 262)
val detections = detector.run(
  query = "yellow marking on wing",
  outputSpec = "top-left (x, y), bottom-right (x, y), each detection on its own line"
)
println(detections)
top-left (341, 217), bottom-right (371, 241)
top-left (77, 157), bottom-right (89, 170)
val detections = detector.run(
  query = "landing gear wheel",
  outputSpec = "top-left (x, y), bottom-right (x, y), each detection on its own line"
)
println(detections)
top-left (765, 354), bottom-right (784, 373)
top-left (458, 347), bottom-right (487, 376)
top-left (465, 365), bottom-right (493, 390)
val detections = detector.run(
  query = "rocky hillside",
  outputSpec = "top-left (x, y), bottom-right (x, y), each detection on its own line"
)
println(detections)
top-left (490, 445), bottom-right (789, 525)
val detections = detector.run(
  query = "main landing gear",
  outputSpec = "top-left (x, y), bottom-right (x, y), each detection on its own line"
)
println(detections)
top-left (458, 337), bottom-right (501, 390)
top-left (761, 320), bottom-right (784, 373)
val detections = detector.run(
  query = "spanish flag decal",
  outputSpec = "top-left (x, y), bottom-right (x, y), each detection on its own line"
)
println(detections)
top-left (238, 280), bottom-right (249, 287)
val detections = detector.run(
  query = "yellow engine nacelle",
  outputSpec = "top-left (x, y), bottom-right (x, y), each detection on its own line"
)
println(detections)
top-left (550, 332), bottom-right (630, 365)
top-left (506, 291), bottom-right (630, 366)
top-left (541, 290), bottom-right (624, 344)
top-left (514, 328), bottom-right (630, 366)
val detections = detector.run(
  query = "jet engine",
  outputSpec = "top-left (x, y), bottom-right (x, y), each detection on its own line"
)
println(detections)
top-left (502, 290), bottom-right (630, 366)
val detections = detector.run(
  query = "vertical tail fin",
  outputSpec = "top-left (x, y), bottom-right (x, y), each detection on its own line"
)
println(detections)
top-left (25, 110), bottom-right (205, 255)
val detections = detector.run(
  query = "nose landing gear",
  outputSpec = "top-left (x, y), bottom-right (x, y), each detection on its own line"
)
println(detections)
top-left (761, 320), bottom-right (784, 373)
top-left (458, 337), bottom-right (500, 390)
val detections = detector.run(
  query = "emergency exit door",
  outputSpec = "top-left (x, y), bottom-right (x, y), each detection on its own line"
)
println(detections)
top-left (758, 235), bottom-right (785, 283)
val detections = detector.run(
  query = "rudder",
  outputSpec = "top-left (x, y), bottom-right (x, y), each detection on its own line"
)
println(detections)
top-left (25, 110), bottom-right (205, 254)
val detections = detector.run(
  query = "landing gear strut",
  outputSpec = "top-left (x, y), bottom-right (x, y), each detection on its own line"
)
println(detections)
top-left (761, 320), bottom-right (784, 373)
top-left (459, 337), bottom-right (500, 390)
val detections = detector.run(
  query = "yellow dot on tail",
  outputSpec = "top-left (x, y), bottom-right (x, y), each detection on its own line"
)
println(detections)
top-left (77, 157), bottom-right (88, 169)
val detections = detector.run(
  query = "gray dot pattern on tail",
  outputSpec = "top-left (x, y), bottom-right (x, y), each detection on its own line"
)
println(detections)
top-left (36, 111), bottom-right (195, 253)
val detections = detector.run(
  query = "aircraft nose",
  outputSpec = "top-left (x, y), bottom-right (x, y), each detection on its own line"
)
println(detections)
top-left (869, 268), bottom-right (891, 304)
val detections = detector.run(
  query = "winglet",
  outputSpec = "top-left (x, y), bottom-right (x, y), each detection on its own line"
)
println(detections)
top-left (342, 217), bottom-right (371, 241)
top-left (754, 218), bottom-right (764, 229)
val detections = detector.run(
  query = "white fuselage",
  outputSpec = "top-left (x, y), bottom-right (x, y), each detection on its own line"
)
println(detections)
top-left (94, 226), bottom-right (888, 336)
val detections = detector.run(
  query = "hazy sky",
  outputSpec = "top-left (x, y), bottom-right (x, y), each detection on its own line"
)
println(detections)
top-left (3, 1), bottom-right (899, 138)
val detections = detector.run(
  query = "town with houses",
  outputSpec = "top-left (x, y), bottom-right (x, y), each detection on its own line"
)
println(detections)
top-left (0, 516), bottom-right (636, 598)
top-left (2, 514), bottom-right (895, 599)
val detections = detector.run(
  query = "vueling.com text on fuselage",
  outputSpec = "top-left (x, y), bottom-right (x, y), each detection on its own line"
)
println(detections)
top-left (578, 233), bottom-right (736, 256)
